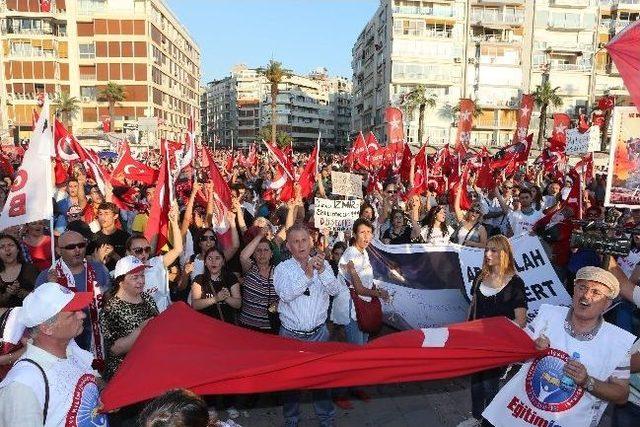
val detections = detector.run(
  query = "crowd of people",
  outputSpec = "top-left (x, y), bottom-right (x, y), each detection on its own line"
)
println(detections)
top-left (0, 136), bottom-right (637, 427)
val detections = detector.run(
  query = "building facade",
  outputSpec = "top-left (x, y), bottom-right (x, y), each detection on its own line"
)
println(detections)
top-left (201, 64), bottom-right (352, 149)
top-left (352, 0), bottom-right (635, 147)
top-left (0, 0), bottom-right (200, 145)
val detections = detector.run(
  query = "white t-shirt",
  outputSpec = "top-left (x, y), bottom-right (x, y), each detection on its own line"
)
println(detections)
top-left (144, 255), bottom-right (170, 312)
top-left (0, 342), bottom-right (106, 427)
top-left (508, 209), bottom-right (543, 236)
top-left (420, 225), bottom-right (454, 246)
top-left (629, 339), bottom-right (640, 407)
top-left (483, 304), bottom-right (635, 427)
top-left (330, 246), bottom-right (374, 325)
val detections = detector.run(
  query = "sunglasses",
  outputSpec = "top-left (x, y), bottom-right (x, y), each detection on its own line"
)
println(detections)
top-left (201, 235), bottom-right (216, 242)
top-left (61, 242), bottom-right (87, 250)
top-left (68, 213), bottom-right (81, 218)
top-left (132, 246), bottom-right (152, 255)
top-left (386, 190), bottom-right (396, 194)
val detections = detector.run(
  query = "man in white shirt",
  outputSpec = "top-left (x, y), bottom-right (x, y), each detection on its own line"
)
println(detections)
top-left (482, 266), bottom-right (635, 427)
top-left (274, 222), bottom-right (342, 427)
top-left (0, 282), bottom-right (106, 426)
top-left (497, 187), bottom-right (543, 237)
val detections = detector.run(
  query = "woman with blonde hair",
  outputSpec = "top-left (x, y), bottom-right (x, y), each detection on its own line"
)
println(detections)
top-left (460, 235), bottom-right (528, 427)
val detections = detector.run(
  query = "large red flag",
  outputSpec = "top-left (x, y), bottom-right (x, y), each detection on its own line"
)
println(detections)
top-left (512, 94), bottom-right (534, 144)
top-left (551, 113), bottom-right (571, 148)
top-left (101, 303), bottom-right (539, 411)
top-left (384, 107), bottom-right (404, 146)
top-left (204, 148), bottom-right (234, 246)
top-left (144, 152), bottom-right (171, 254)
top-left (111, 142), bottom-right (159, 185)
top-left (606, 21), bottom-right (640, 112)
top-left (298, 138), bottom-right (319, 199)
top-left (406, 145), bottom-right (427, 198)
top-left (346, 132), bottom-right (367, 170)
top-left (455, 99), bottom-right (475, 155)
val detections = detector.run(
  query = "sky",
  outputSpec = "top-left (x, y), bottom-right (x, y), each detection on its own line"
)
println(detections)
top-left (166, 0), bottom-right (379, 83)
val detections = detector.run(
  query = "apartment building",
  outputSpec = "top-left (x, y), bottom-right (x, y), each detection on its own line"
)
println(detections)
top-left (201, 65), bottom-right (352, 148)
top-left (352, 0), bottom-right (636, 147)
top-left (0, 0), bottom-right (200, 145)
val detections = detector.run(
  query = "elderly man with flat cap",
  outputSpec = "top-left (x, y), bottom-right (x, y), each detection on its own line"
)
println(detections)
top-left (481, 266), bottom-right (636, 427)
top-left (0, 283), bottom-right (107, 426)
top-left (35, 230), bottom-right (111, 366)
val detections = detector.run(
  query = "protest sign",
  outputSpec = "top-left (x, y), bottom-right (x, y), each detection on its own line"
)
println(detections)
top-left (314, 198), bottom-right (361, 231)
top-left (368, 235), bottom-right (570, 329)
top-left (331, 171), bottom-right (363, 198)
top-left (605, 106), bottom-right (640, 208)
top-left (565, 126), bottom-right (599, 156)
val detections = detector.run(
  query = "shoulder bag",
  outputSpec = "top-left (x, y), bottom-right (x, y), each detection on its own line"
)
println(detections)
top-left (348, 281), bottom-right (383, 334)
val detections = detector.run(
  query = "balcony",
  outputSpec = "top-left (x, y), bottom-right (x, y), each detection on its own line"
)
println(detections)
top-left (475, 0), bottom-right (524, 5)
top-left (550, 63), bottom-right (592, 72)
top-left (79, 74), bottom-right (97, 81)
top-left (540, 40), bottom-right (594, 52)
top-left (613, 0), bottom-right (640, 9)
top-left (475, 33), bottom-right (522, 44)
top-left (392, 6), bottom-right (456, 19)
top-left (547, 19), bottom-right (586, 30)
top-left (471, 10), bottom-right (525, 26)
top-left (549, 0), bottom-right (590, 7)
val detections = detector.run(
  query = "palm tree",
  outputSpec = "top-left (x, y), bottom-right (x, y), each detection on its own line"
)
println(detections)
top-left (402, 85), bottom-right (437, 146)
top-left (259, 126), bottom-right (293, 149)
top-left (533, 81), bottom-right (563, 149)
top-left (257, 60), bottom-right (292, 146)
top-left (54, 92), bottom-right (80, 128)
top-left (98, 82), bottom-right (126, 131)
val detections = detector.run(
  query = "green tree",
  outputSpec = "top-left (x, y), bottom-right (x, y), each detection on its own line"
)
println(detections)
top-left (54, 92), bottom-right (80, 128)
top-left (533, 81), bottom-right (563, 149)
top-left (98, 82), bottom-right (126, 130)
top-left (257, 60), bottom-right (292, 146)
top-left (259, 126), bottom-right (293, 149)
top-left (402, 85), bottom-right (437, 146)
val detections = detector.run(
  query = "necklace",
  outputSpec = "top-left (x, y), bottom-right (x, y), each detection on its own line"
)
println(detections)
top-left (564, 309), bottom-right (602, 341)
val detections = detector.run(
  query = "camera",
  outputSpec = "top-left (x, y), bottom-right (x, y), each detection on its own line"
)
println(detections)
top-left (570, 208), bottom-right (637, 257)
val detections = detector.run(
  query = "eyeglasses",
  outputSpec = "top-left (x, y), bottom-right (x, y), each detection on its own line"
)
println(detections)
top-left (386, 190), bottom-right (396, 194)
top-left (132, 247), bottom-right (152, 255)
top-left (60, 242), bottom-right (87, 250)
top-left (201, 235), bottom-right (217, 242)
top-left (503, 186), bottom-right (513, 190)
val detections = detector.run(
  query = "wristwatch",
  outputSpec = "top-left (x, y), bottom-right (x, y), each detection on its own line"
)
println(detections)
top-left (584, 375), bottom-right (595, 392)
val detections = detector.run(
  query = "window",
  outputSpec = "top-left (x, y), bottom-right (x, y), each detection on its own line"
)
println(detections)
top-left (79, 43), bottom-right (95, 59)
top-left (80, 86), bottom-right (97, 100)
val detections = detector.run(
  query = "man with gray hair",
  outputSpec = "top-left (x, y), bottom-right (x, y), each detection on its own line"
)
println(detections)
top-left (480, 266), bottom-right (636, 427)
top-left (0, 282), bottom-right (107, 426)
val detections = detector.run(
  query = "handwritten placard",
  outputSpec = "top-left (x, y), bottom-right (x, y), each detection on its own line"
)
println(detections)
top-left (565, 126), bottom-right (599, 156)
top-left (331, 171), bottom-right (363, 198)
top-left (314, 198), bottom-right (362, 231)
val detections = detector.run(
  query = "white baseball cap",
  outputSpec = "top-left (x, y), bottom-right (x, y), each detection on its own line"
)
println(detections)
top-left (19, 282), bottom-right (93, 328)
top-left (113, 255), bottom-right (149, 279)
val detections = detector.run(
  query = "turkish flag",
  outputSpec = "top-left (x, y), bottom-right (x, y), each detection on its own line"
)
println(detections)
top-left (204, 148), bottom-right (234, 247)
top-left (111, 142), bottom-right (159, 185)
top-left (448, 166), bottom-right (473, 211)
top-left (144, 152), bottom-right (172, 254)
top-left (511, 94), bottom-right (534, 145)
top-left (298, 139), bottom-right (319, 199)
top-left (40, 0), bottom-right (51, 12)
top-left (399, 144), bottom-right (413, 183)
top-left (606, 21), bottom-right (640, 112)
top-left (406, 145), bottom-right (427, 198)
top-left (597, 95), bottom-right (615, 111)
top-left (346, 132), bottom-right (368, 170)
top-left (100, 303), bottom-right (539, 411)
top-left (455, 99), bottom-right (475, 155)
top-left (574, 152), bottom-right (594, 180)
top-left (551, 113), bottom-right (571, 147)
top-left (385, 107), bottom-right (404, 146)
top-left (578, 114), bottom-right (590, 133)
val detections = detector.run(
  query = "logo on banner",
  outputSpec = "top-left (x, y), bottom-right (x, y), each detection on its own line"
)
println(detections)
top-left (525, 349), bottom-right (584, 412)
top-left (66, 374), bottom-right (108, 426)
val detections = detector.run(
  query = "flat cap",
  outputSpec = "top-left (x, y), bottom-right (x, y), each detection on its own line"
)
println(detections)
top-left (575, 266), bottom-right (619, 298)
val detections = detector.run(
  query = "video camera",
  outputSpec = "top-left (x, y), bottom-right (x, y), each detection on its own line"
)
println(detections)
top-left (570, 208), bottom-right (640, 257)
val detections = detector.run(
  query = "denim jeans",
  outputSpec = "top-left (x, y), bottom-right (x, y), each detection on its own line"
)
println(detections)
top-left (344, 318), bottom-right (369, 345)
top-left (612, 401), bottom-right (640, 427)
top-left (280, 325), bottom-right (335, 427)
top-left (471, 369), bottom-right (501, 425)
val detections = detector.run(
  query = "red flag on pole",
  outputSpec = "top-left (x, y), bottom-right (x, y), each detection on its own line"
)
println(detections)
top-left (455, 99), bottom-right (475, 156)
top-left (298, 137), bottom-right (319, 199)
top-left (144, 152), bottom-right (172, 254)
top-left (512, 94), bottom-right (534, 144)
top-left (551, 113), bottom-right (571, 146)
top-left (384, 107), bottom-right (404, 146)
top-left (111, 142), bottom-right (159, 185)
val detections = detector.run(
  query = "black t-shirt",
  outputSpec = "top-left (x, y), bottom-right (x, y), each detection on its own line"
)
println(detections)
top-left (382, 226), bottom-right (413, 245)
top-left (470, 275), bottom-right (528, 321)
top-left (93, 229), bottom-right (130, 270)
top-left (0, 264), bottom-right (37, 308)
top-left (193, 272), bottom-right (238, 324)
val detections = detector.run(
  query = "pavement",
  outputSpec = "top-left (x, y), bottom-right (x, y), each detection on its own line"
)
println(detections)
top-left (220, 376), bottom-right (613, 427)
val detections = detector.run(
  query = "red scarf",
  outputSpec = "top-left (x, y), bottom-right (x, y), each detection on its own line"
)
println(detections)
top-left (55, 259), bottom-right (104, 369)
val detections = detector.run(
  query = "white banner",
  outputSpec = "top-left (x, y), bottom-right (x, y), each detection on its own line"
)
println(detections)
top-left (331, 171), bottom-right (363, 198)
top-left (565, 126), bottom-right (599, 156)
top-left (314, 197), bottom-right (361, 231)
top-left (369, 235), bottom-right (570, 329)
top-left (0, 100), bottom-right (53, 230)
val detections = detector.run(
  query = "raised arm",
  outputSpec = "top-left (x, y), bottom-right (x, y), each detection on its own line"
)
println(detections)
top-left (180, 182), bottom-right (201, 238)
top-left (162, 203), bottom-right (183, 267)
top-left (239, 231), bottom-right (265, 274)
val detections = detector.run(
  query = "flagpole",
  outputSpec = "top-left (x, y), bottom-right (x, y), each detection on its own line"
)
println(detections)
top-left (316, 132), bottom-right (321, 176)
top-left (49, 105), bottom-right (56, 267)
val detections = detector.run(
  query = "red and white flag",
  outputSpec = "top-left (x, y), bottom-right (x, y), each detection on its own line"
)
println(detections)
top-left (144, 150), bottom-right (173, 254)
top-left (574, 152), bottom-right (594, 180)
top-left (550, 113), bottom-right (571, 149)
top-left (385, 107), bottom-right (404, 146)
top-left (40, 0), bottom-right (51, 12)
top-left (298, 136), bottom-right (320, 199)
top-left (111, 141), bottom-right (159, 185)
top-left (0, 98), bottom-right (53, 230)
top-left (512, 94), bottom-right (534, 144)
top-left (346, 132), bottom-right (367, 170)
top-left (177, 114), bottom-right (196, 172)
top-left (204, 148), bottom-right (234, 247)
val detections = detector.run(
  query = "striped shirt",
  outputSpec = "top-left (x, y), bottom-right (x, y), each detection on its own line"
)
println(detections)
top-left (238, 265), bottom-right (275, 330)
top-left (274, 257), bottom-right (341, 332)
